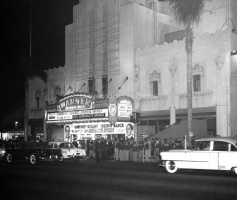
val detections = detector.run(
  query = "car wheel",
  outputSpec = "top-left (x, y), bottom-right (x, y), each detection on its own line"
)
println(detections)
top-left (6, 153), bottom-right (13, 163)
top-left (59, 156), bottom-right (64, 162)
top-left (29, 154), bottom-right (37, 165)
top-left (165, 160), bottom-right (178, 174)
top-left (73, 157), bottom-right (80, 163)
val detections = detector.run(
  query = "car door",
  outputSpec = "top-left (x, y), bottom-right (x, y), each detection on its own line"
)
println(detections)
top-left (65, 143), bottom-right (73, 158)
top-left (184, 141), bottom-right (211, 170)
top-left (15, 143), bottom-right (27, 160)
top-left (59, 143), bottom-right (68, 158)
top-left (211, 141), bottom-right (229, 170)
top-left (228, 144), bottom-right (237, 170)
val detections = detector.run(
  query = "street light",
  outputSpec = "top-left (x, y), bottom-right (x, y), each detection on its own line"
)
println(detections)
top-left (15, 121), bottom-right (18, 130)
top-left (14, 121), bottom-right (18, 140)
top-left (231, 50), bottom-right (237, 56)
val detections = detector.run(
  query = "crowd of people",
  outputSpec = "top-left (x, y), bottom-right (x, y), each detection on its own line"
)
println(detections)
top-left (77, 136), bottom-right (198, 163)
top-left (1, 135), bottom-right (199, 164)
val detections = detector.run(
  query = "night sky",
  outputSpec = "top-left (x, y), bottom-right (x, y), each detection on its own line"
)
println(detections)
top-left (1, 0), bottom-right (78, 129)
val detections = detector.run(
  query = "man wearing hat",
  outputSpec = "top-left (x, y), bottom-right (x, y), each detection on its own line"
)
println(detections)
top-left (114, 138), bottom-right (120, 161)
top-left (138, 139), bottom-right (144, 162)
top-left (94, 137), bottom-right (102, 162)
top-left (144, 137), bottom-right (150, 162)
top-left (154, 138), bottom-right (161, 163)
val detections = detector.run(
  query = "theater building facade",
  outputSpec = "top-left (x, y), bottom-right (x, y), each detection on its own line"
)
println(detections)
top-left (25, 0), bottom-right (237, 141)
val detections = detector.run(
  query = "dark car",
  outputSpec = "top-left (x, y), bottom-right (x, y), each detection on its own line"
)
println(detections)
top-left (2, 142), bottom-right (63, 165)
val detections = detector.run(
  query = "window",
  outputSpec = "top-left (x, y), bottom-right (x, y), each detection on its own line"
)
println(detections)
top-left (102, 76), bottom-right (108, 96)
top-left (88, 77), bottom-right (95, 94)
top-left (34, 90), bottom-right (41, 108)
top-left (149, 71), bottom-right (160, 96)
top-left (196, 141), bottom-right (210, 150)
top-left (192, 63), bottom-right (205, 92)
top-left (193, 74), bottom-right (201, 92)
top-left (152, 81), bottom-right (158, 96)
top-left (213, 141), bottom-right (228, 151)
top-left (54, 86), bottom-right (61, 103)
top-left (36, 97), bottom-right (40, 108)
top-left (231, 145), bottom-right (237, 151)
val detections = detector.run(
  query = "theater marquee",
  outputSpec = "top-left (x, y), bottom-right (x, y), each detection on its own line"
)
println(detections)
top-left (47, 109), bottom-right (108, 121)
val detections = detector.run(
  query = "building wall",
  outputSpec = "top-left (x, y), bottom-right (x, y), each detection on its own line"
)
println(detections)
top-left (36, 0), bottom-right (237, 138)
top-left (65, 0), bottom-right (168, 98)
top-left (27, 77), bottom-right (47, 140)
top-left (136, 30), bottom-right (236, 137)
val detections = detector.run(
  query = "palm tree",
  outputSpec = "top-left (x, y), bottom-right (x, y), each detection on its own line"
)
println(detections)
top-left (162, 0), bottom-right (206, 146)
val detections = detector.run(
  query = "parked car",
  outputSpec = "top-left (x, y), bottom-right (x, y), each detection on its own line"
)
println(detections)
top-left (0, 141), bottom-right (5, 164)
top-left (49, 142), bottom-right (87, 162)
top-left (160, 137), bottom-right (237, 175)
top-left (1, 142), bottom-right (63, 165)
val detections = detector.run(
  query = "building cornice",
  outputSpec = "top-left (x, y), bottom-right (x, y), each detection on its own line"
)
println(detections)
top-left (136, 30), bottom-right (231, 57)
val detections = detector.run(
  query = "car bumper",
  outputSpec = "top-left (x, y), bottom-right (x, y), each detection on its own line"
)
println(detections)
top-left (40, 155), bottom-right (64, 161)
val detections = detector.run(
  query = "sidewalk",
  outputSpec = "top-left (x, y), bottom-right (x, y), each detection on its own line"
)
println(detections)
top-left (85, 156), bottom-right (157, 163)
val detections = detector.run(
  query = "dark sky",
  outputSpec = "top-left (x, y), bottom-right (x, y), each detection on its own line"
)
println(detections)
top-left (1, 0), bottom-right (78, 129)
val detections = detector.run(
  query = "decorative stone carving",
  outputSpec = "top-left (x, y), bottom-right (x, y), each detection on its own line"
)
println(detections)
top-left (54, 86), bottom-right (61, 95)
top-left (214, 50), bottom-right (225, 71)
top-left (192, 63), bottom-right (205, 77)
top-left (134, 65), bottom-right (140, 82)
top-left (179, 91), bottom-right (213, 99)
top-left (169, 57), bottom-right (179, 77)
top-left (149, 71), bottom-right (161, 83)
top-left (136, 30), bottom-right (229, 57)
top-left (35, 90), bottom-right (41, 97)
top-left (43, 88), bottom-right (48, 96)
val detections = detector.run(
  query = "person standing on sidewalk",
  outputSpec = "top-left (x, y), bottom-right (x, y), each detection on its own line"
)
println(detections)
top-left (138, 140), bottom-right (144, 162)
top-left (119, 140), bottom-right (124, 161)
top-left (114, 138), bottom-right (120, 161)
top-left (88, 140), bottom-right (95, 159)
top-left (124, 140), bottom-right (129, 161)
top-left (154, 138), bottom-right (161, 163)
top-left (95, 138), bottom-right (102, 163)
top-left (101, 138), bottom-right (107, 161)
top-left (144, 137), bottom-right (150, 162)
top-left (129, 138), bottom-right (134, 162)
top-left (132, 141), bottom-right (138, 162)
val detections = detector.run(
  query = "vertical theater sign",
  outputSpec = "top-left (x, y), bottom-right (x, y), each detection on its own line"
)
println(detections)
top-left (45, 93), bottom-right (135, 141)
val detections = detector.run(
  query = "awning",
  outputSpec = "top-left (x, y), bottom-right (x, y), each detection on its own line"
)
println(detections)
top-left (140, 106), bottom-right (216, 120)
top-left (149, 119), bottom-right (207, 139)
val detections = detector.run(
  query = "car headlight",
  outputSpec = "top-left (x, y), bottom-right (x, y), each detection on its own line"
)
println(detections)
top-left (1, 150), bottom-right (6, 154)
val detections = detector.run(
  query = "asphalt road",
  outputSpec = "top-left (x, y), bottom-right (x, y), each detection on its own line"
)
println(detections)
top-left (1, 159), bottom-right (237, 200)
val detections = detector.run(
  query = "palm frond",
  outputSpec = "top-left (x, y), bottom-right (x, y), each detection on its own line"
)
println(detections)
top-left (166, 0), bottom-right (206, 26)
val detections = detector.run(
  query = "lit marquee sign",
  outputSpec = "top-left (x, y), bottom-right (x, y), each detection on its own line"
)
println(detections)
top-left (117, 96), bottom-right (134, 121)
top-left (47, 109), bottom-right (108, 121)
top-left (57, 93), bottom-right (93, 111)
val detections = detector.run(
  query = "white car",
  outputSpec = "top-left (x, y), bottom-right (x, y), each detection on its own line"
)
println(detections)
top-left (49, 142), bottom-right (86, 162)
top-left (160, 137), bottom-right (237, 175)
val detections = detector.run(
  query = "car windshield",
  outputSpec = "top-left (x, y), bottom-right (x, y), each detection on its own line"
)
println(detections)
top-left (17, 142), bottom-right (51, 149)
top-left (62, 143), bottom-right (75, 148)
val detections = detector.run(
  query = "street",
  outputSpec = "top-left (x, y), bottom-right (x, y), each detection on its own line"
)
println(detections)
top-left (1, 159), bottom-right (237, 200)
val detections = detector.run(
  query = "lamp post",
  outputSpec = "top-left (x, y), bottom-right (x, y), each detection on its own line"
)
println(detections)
top-left (15, 121), bottom-right (18, 140)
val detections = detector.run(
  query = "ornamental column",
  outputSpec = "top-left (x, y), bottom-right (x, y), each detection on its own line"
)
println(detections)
top-left (215, 52), bottom-right (229, 137)
top-left (169, 57), bottom-right (178, 125)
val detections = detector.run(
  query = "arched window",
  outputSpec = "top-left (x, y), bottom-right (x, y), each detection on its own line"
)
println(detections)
top-left (192, 63), bottom-right (205, 92)
top-left (149, 71), bottom-right (161, 96)
top-left (54, 86), bottom-right (61, 102)
top-left (34, 90), bottom-right (41, 108)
